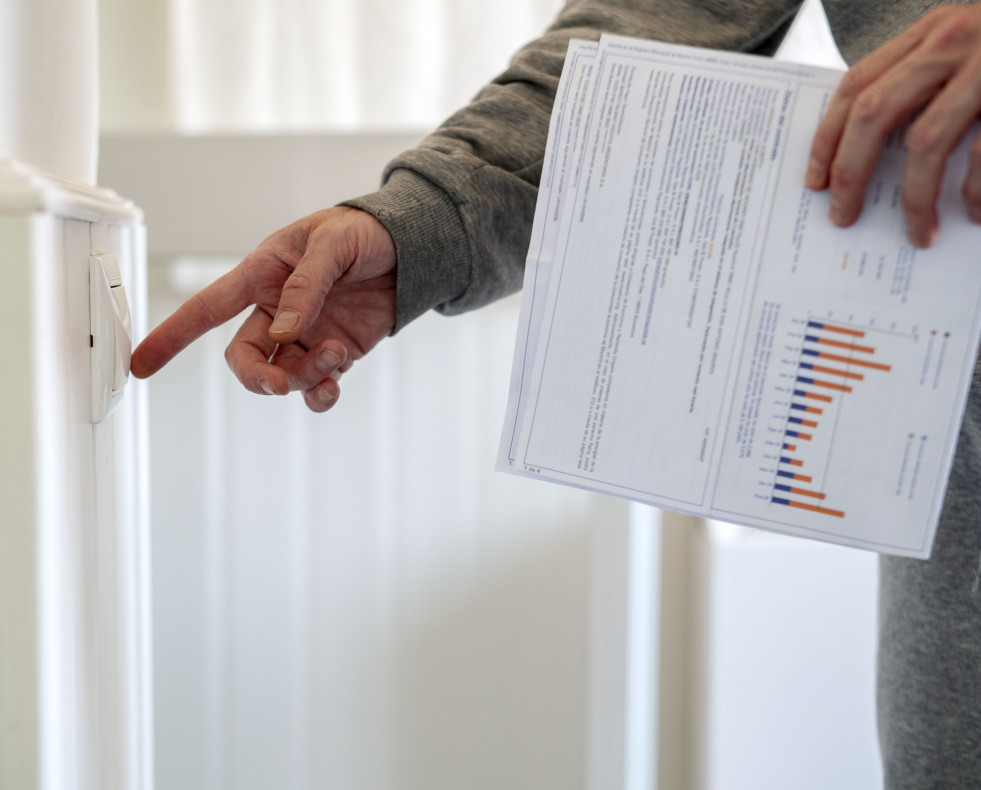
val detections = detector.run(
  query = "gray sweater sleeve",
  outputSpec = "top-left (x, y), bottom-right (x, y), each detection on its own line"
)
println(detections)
top-left (343, 0), bottom-right (804, 332)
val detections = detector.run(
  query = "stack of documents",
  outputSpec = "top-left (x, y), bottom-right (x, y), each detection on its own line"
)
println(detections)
top-left (497, 36), bottom-right (981, 557)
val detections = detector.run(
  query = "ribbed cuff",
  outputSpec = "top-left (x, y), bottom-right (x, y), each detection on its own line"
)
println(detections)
top-left (341, 169), bottom-right (472, 334)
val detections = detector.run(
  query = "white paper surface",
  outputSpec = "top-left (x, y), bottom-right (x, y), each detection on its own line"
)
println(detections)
top-left (498, 35), bottom-right (981, 558)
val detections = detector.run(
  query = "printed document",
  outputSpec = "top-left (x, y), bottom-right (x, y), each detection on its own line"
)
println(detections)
top-left (498, 36), bottom-right (981, 558)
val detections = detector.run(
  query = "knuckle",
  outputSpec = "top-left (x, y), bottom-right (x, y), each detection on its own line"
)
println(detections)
top-left (901, 189), bottom-right (932, 219)
top-left (961, 180), bottom-right (981, 206)
top-left (905, 119), bottom-right (943, 157)
top-left (828, 161), bottom-right (856, 192)
top-left (837, 67), bottom-right (866, 101)
top-left (305, 221), bottom-right (334, 249)
top-left (281, 269), bottom-right (325, 302)
top-left (926, 6), bottom-right (981, 49)
top-left (850, 89), bottom-right (886, 128)
top-left (282, 268), bottom-right (314, 294)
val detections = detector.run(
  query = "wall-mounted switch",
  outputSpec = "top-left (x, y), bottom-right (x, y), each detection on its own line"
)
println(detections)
top-left (90, 252), bottom-right (132, 423)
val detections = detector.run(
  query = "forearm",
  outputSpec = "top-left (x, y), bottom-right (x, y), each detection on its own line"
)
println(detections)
top-left (345, 0), bottom-right (802, 331)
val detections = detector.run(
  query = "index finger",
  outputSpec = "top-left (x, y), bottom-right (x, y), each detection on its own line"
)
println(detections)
top-left (131, 265), bottom-right (253, 378)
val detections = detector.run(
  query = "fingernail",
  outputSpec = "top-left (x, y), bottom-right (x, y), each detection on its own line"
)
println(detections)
top-left (315, 386), bottom-right (336, 404)
top-left (258, 379), bottom-right (275, 395)
top-left (805, 158), bottom-right (821, 188)
top-left (910, 227), bottom-right (937, 249)
top-left (317, 348), bottom-right (341, 372)
top-left (829, 199), bottom-right (846, 226)
top-left (270, 309), bottom-right (300, 335)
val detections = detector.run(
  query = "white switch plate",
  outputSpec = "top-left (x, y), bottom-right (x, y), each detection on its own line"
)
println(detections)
top-left (90, 252), bottom-right (132, 423)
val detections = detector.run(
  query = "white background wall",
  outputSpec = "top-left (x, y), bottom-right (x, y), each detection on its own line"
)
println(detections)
top-left (101, 132), bottom-right (645, 790)
top-left (145, 273), bottom-right (625, 790)
top-left (98, 0), bottom-right (566, 133)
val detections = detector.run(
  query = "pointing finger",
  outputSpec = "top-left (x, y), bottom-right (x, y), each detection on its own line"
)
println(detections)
top-left (132, 265), bottom-right (256, 378)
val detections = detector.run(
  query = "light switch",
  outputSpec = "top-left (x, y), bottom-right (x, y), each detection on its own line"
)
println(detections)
top-left (90, 252), bottom-right (132, 423)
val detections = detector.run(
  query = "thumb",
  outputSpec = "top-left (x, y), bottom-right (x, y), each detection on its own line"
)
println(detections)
top-left (267, 265), bottom-right (338, 344)
top-left (265, 220), bottom-right (354, 344)
top-left (266, 206), bottom-right (394, 344)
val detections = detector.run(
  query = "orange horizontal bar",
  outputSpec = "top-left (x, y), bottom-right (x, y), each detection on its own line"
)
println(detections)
top-left (813, 351), bottom-right (891, 371)
top-left (809, 364), bottom-right (864, 380)
top-left (784, 444), bottom-right (796, 452)
top-left (798, 418), bottom-right (818, 428)
top-left (799, 390), bottom-right (833, 403)
top-left (810, 378), bottom-right (853, 393)
top-left (786, 500), bottom-right (845, 518)
top-left (788, 487), bottom-right (827, 500)
top-left (784, 457), bottom-right (804, 467)
top-left (795, 432), bottom-right (812, 441)
top-left (800, 405), bottom-right (823, 414)
top-left (813, 336), bottom-right (875, 353)
top-left (818, 323), bottom-right (866, 338)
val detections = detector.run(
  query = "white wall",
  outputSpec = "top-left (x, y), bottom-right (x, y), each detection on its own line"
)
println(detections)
top-left (99, 0), bottom-right (565, 132)
top-left (145, 273), bottom-right (626, 790)
top-left (101, 133), bottom-right (644, 790)
top-left (96, 3), bottom-right (885, 789)
top-left (0, 2), bottom-right (150, 786)
top-left (0, 0), bottom-right (98, 182)
top-left (0, 167), bottom-right (150, 790)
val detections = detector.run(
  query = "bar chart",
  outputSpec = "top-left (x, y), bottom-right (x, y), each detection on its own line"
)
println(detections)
top-left (769, 319), bottom-right (892, 520)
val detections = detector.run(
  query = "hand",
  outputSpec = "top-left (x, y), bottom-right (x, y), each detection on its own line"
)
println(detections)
top-left (805, 4), bottom-right (981, 247)
top-left (130, 206), bottom-right (397, 413)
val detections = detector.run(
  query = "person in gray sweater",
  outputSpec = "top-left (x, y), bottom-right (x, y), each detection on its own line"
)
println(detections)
top-left (133, 1), bottom-right (981, 785)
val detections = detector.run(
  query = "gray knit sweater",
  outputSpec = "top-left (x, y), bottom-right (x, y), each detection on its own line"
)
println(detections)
top-left (344, 0), bottom-right (966, 332)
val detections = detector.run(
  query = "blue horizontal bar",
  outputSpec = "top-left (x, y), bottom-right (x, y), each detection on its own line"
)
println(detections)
top-left (772, 496), bottom-right (791, 505)
top-left (788, 416), bottom-right (805, 425)
top-left (786, 429), bottom-right (802, 438)
top-left (797, 376), bottom-right (815, 385)
top-left (801, 348), bottom-right (819, 357)
top-left (776, 470), bottom-right (796, 479)
top-left (774, 483), bottom-right (791, 493)
top-left (790, 403), bottom-right (808, 411)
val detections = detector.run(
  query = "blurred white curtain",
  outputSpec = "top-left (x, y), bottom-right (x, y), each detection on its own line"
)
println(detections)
top-left (100, 0), bottom-right (564, 132)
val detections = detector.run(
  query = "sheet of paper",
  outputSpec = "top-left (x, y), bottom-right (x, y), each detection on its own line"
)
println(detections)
top-left (499, 39), bottom-right (599, 463)
top-left (498, 35), bottom-right (981, 558)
